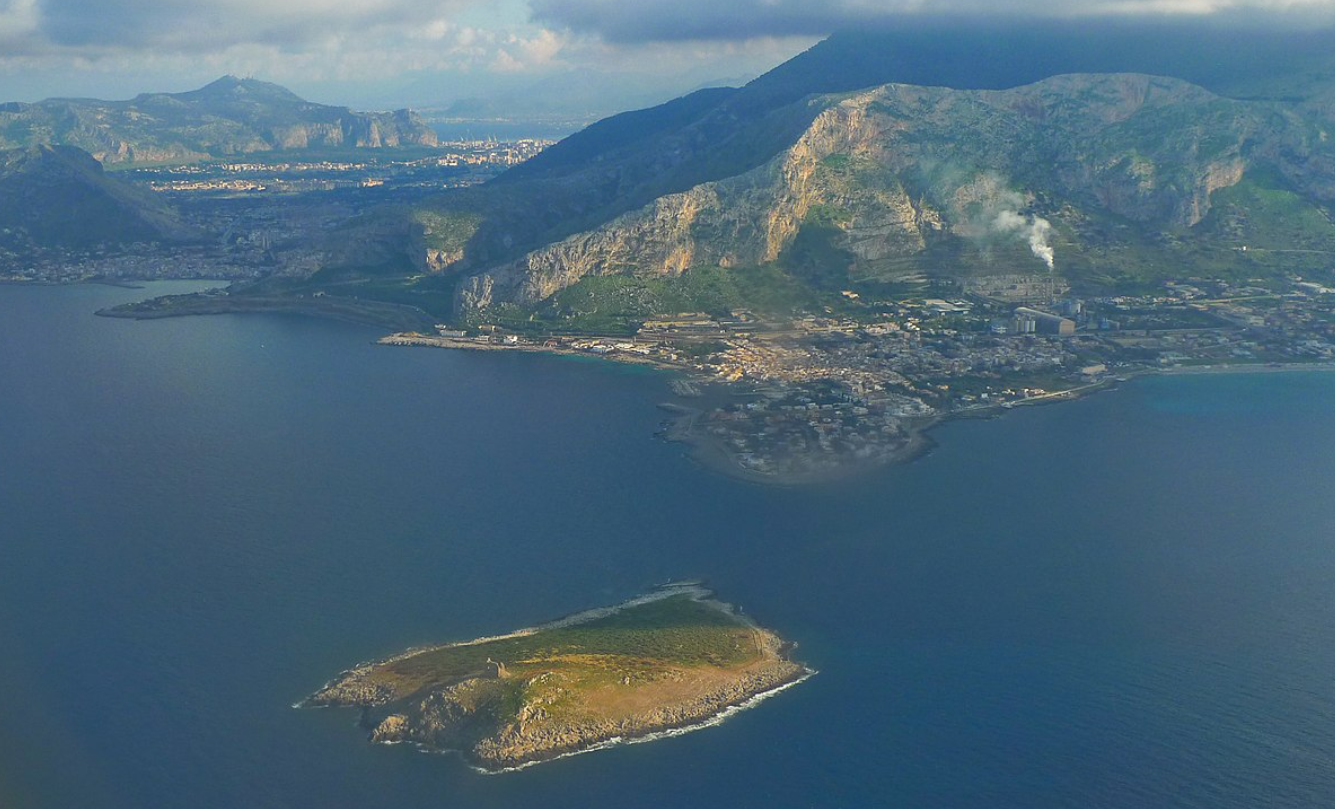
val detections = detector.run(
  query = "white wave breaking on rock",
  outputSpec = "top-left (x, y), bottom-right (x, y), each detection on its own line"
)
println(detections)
top-left (468, 668), bottom-right (818, 775)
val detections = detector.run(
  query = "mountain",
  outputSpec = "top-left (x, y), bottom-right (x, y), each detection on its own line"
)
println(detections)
top-left (496, 21), bottom-right (1335, 193)
top-left (451, 73), bottom-right (1335, 311)
top-left (0, 76), bottom-right (438, 165)
top-left (308, 25), bottom-right (1335, 322)
top-left (0, 145), bottom-right (195, 251)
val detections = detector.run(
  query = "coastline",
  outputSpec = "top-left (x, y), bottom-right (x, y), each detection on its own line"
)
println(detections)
top-left (84, 290), bottom-right (1335, 486)
top-left (376, 333), bottom-right (1335, 486)
top-left (1, 275), bottom-right (218, 289)
top-left (1154, 361), bottom-right (1335, 376)
top-left (97, 293), bottom-right (436, 332)
top-left (377, 332), bottom-right (688, 373)
top-left (469, 667), bottom-right (817, 775)
top-left (657, 400), bottom-right (941, 487)
top-left (298, 581), bottom-right (713, 710)
top-left (301, 582), bottom-right (814, 773)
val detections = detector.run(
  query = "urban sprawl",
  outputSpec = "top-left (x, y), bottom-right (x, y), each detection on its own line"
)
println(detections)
top-left (387, 273), bottom-right (1335, 481)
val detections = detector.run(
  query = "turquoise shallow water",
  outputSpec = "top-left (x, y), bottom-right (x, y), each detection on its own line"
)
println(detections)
top-left (2, 283), bottom-right (1334, 808)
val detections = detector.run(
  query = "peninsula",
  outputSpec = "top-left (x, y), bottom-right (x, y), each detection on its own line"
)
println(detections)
top-left (301, 584), bottom-right (812, 772)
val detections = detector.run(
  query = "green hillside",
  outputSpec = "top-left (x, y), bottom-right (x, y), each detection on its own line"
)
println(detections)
top-left (0, 145), bottom-right (195, 252)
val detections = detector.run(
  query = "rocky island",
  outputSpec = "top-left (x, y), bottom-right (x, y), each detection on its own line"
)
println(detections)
top-left (301, 584), bottom-right (812, 772)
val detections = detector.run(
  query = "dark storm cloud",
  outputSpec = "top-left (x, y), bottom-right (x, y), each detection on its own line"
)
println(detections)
top-left (530, 0), bottom-right (875, 42)
top-left (529, 0), bottom-right (1335, 43)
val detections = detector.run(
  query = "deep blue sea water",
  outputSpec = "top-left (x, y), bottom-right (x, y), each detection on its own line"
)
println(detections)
top-left (2, 282), bottom-right (1334, 809)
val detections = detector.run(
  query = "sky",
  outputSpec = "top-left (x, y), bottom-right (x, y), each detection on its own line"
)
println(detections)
top-left (2, 0), bottom-right (1334, 113)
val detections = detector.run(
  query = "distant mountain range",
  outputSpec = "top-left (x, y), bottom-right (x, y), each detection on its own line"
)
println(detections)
top-left (0, 76), bottom-right (438, 165)
top-left (311, 23), bottom-right (1335, 324)
top-left (0, 145), bottom-right (195, 253)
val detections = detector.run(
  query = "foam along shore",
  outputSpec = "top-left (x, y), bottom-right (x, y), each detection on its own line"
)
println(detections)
top-left (300, 584), bottom-right (812, 772)
top-left (470, 668), bottom-right (818, 775)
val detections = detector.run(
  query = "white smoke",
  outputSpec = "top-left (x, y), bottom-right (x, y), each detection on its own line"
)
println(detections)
top-left (993, 210), bottom-right (1055, 271)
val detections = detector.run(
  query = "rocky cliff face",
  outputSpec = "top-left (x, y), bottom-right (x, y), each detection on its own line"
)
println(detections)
top-left (0, 77), bottom-right (437, 164)
top-left (452, 73), bottom-right (1335, 314)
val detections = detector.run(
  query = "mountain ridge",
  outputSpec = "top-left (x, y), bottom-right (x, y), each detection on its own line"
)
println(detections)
top-left (0, 77), bottom-right (438, 165)
top-left (437, 71), bottom-right (1335, 320)
top-left (0, 144), bottom-right (195, 254)
top-left (187, 26), bottom-right (1335, 327)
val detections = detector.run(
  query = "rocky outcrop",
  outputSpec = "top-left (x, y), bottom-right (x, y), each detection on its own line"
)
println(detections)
top-left (358, 655), bottom-right (807, 771)
top-left (304, 666), bottom-right (399, 708)
top-left (472, 661), bottom-right (805, 770)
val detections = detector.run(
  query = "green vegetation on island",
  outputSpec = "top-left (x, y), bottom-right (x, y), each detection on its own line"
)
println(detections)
top-left (302, 584), bottom-right (811, 772)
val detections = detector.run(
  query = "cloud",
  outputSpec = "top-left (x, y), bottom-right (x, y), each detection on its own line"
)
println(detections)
top-left (2, 0), bottom-right (558, 66)
top-left (8, 0), bottom-right (1329, 108)
top-left (529, 0), bottom-right (1335, 42)
top-left (491, 28), bottom-right (567, 72)
top-left (0, 0), bottom-right (579, 97)
top-left (0, 0), bottom-right (804, 109)
top-left (0, 0), bottom-right (40, 46)
top-left (29, 0), bottom-right (473, 51)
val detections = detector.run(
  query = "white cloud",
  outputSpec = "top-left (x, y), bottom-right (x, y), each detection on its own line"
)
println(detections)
top-left (0, 0), bottom-right (40, 42)
top-left (0, 0), bottom-right (555, 87)
top-left (6, 0), bottom-right (1333, 106)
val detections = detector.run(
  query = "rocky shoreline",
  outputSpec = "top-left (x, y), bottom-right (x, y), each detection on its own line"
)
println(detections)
top-left (369, 653), bottom-right (811, 773)
top-left (300, 584), bottom-right (813, 773)
top-left (96, 292), bottom-right (436, 332)
top-left (657, 401), bottom-right (941, 486)
top-left (467, 659), bottom-right (811, 772)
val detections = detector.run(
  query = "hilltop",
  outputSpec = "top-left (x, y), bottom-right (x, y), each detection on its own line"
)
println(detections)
top-left (0, 76), bottom-right (438, 165)
top-left (0, 144), bottom-right (195, 256)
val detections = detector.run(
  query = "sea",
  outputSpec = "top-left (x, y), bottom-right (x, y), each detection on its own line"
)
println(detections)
top-left (2, 281), bottom-right (1333, 809)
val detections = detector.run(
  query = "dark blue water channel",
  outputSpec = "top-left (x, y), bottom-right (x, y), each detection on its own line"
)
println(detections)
top-left (2, 282), bottom-right (1334, 808)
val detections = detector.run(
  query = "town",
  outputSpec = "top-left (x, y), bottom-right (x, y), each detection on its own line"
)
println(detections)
top-left (128, 138), bottom-right (554, 194)
top-left (1, 139), bottom-right (555, 286)
top-left (382, 272), bottom-right (1335, 482)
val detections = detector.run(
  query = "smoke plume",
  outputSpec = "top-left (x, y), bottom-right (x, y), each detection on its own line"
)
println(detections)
top-left (994, 210), bottom-right (1055, 271)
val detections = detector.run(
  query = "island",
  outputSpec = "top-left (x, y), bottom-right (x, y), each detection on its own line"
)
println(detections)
top-left (300, 584), bottom-right (812, 772)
